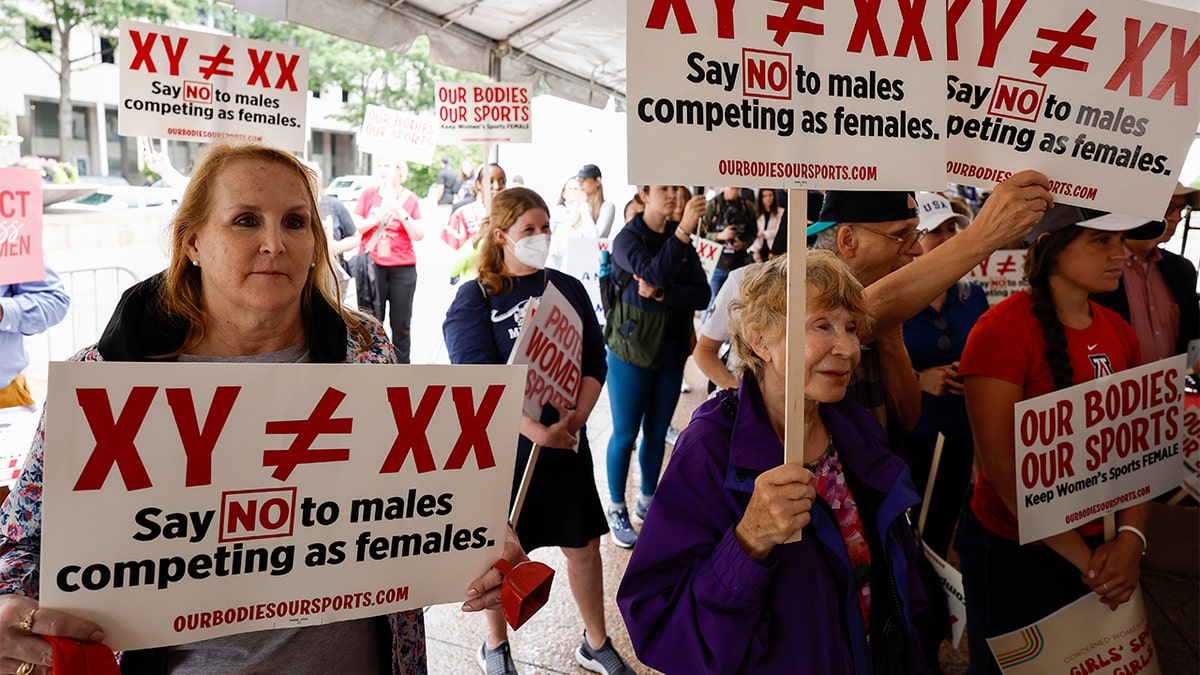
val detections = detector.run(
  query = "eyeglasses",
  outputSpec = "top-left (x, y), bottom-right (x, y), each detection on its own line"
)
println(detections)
top-left (851, 223), bottom-right (926, 253)
top-left (934, 314), bottom-right (953, 353)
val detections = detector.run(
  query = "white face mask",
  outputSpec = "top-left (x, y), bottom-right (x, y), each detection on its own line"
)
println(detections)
top-left (508, 233), bottom-right (550, 269)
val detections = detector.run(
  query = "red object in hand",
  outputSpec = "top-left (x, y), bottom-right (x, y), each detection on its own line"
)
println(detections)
top-left (492, 558), bottom-right (555, 630)
top-left (43, 636), bottom-right (119, 675)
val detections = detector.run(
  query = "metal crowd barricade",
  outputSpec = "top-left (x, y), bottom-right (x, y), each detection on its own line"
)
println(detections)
top-left (41, 266), bottom-right (142, 362)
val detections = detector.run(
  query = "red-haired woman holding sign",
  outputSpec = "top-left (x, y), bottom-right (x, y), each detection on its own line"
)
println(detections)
top-left (957, 204), bottom-right (1161, 674)
top-left (443, 187), bottom-right (635, 675)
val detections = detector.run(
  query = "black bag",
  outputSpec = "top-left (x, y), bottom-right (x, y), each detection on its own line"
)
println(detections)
top-left (598, 248), bottom-right (633, 316)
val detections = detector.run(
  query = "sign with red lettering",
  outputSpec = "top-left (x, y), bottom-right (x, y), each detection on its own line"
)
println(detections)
top-left (946, 1), bottom-right (1200, 219)
top-left (357, 105), bottom-right (438, 165)
top-left (921, 542), bottom-right (965, 649)
top-left (436, 83), bottom-right (532, 144)
top-left (0, 168), bottom-right (43, 285)
top-left (39, 362), bottom-right (524, 650)
top-left (628, 0), bottom-right (948, 189)
top-left (692, 234), bottom-right (720, 278)
top-left (508, 281), bottom-right (583, 420)
top-left (118, 20), bottom-right (309, 150)
top-left (1183, 395), bottom-right (1199, 500)
top-left (1012, 356), bottom-right (1186, 544)
top-left (562, 238), bottom-right (609, 327)
top-left (987, 589), bottom-right (1160, 674)
top-left (966, 249), bottom-right (1028, 305)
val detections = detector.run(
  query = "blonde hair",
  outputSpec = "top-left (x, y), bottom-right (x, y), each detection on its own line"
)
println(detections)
top-left (476, 187), bottom-right (550, 295)
top-left (159, 143), bottom-right (366, 356)
top-left (729, 250), bottom-right (871, 383)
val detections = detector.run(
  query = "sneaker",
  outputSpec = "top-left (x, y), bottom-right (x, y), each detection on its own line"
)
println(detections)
top-left (606, 505), bottom-right (637, 548)
top-left (630, 496), bottom-right (651, 526)
top-left (477, 640), bottom-right (518, 675)
top-left (576, 634), bottom-right (636, 675)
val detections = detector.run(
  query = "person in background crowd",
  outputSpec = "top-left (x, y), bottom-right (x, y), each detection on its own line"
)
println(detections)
top-left (623, 195), bottom-right (644, 225)
top-left (354, 158), bottom-right (425, 363)
top-left (958, 204), bottom-right (1163, 675)
top-left (577, 165), bottom-right (616, 239)
top-left (619, 252), bottom-right (929, 674)
top-left (0, 262), bottom-right (69, 410)
top-left (444, 187), bottom-right (634, 675)
top-left (433, 156), bottom-right (462, 207)
top-left (305, 161), bottom-right (359, 307)
top-left (903, 192), bottom-right (984, 560)
top-left (692, 261), bottom-right (761, 392)
top-left (1093, 182), bottom-right (1199, 365)
top-left (548, 176), bottom-right (594, 271)
top-left (671, 187), bottom-right (692, 224)
top-left (808, 192), bottom-right (923, 432)
top-left (456, 159), bottom-right (477, 202)
top-left (604, 186), bottom-right (711, 548)
top-left (444, 164), bottom-right (507, 252)
top-left (750, 188), bottom-right (785, 262)
top-left (0, 143), bottom-right (525, 675)
top-left (700, 187), bottom-right (758, 322)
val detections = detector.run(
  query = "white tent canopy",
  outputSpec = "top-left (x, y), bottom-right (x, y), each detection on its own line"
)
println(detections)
top-left (281, 0), bottom-right (626, 109)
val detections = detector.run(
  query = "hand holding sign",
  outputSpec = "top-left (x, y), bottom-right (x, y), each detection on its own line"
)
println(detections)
top-left (1083, 531), bottom-right (1144, 610)
top-left (0, 595), bottom-right (107, 672)
top-left (732, 464), bottom-right (817, 562)
top-left (969, 170), bottom-right (1054, 250)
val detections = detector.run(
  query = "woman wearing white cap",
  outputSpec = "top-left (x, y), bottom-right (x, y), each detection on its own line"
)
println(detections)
top-left (956, 204), bottom-right (1163, 674)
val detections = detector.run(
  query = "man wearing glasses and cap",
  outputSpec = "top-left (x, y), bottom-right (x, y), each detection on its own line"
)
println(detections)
top-left (1093, 182), bottom-right (1199, 370)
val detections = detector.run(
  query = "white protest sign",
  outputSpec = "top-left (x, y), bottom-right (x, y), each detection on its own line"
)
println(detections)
top-left (1183, 398), bottom-right (1199, 499)
top-left (692, 235), bottom-right (720, 279)
top-left (946, 1), bottom-right (1200, 220)
top-left (967, 249), bottom-right (1028, 306)
top-left (920, 542), bottom-right (966, 649)
top-left (358, 105), bottom-right (438, 165)
top-left (118, 20), bottom-right (308, 150)
top-left (508, 280), bottom-right (583, 420)
top-left (563, 237), bottom-right (609, 327)
top-left (987, 589), bottom-right (1160, 674)
top-left (40, 362), bottom-right (524, 651)
top-left (628, 1), bottom-right (947, 189)
top-left (436, 83), bottom-right (532, 144)
top-left (1013, 355), bottom-right (1186, 544)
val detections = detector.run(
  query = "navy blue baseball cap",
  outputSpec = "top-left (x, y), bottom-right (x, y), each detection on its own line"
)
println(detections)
top-left (807, 191), bottom-right (917, 237)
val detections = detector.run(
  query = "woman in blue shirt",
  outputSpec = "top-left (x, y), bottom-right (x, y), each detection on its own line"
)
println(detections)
top-left (443, 187), bottom-right (633, 675)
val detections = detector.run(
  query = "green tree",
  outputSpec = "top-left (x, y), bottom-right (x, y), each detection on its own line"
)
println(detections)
top-left (1, 0), bottom-right (201, 163)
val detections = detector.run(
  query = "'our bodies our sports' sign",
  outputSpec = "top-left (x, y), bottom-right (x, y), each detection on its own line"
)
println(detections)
top-left (0, 168), bottom-right (43, 285)
top-left (1013, 356), bottom-right (1186, 544)
top-left (946, 0), bottom-right (1200, 220)
top-left (628, 0), bottom-right (947, 189)
top-left (40, 362), bottom-right (523, 651)
top-left (357, 105), bottom-right (438, 165)
top-left (118, 20), bottom-right (308, 151)
top-left (436, 83), bottom-right (532, 144)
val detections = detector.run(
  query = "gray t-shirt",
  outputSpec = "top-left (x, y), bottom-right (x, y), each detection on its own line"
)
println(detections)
top-left (170, 343), bottom-right (380, 673)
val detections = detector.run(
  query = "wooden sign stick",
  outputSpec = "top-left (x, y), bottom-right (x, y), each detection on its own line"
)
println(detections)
top-left (783, 188), bottom-right (808, 543)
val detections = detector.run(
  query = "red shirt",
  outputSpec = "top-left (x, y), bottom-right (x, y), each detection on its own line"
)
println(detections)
top-left (959, 291), bottom-right (1141, 541)
top-left (354, 185), bottom-right (421, 266)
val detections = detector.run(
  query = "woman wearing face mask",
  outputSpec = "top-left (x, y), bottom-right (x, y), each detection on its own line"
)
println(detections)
top-left (443, 187), bottom-right (636, 675)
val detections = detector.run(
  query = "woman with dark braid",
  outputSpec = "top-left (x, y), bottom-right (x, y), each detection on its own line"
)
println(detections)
top-left (955, 203), bottom-right (1164, 674)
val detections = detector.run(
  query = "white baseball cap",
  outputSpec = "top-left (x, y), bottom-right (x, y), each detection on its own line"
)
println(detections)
top-left (915, 191), bottom-right (970, 232)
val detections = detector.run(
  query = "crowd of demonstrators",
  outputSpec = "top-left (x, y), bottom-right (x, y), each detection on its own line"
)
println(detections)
top-left (0, 143), bottom-right (527, 675)
top-left (353, 158), bottom-right (426, 363)
top-left (603, 186), bottom-right (711, 548)
top-left (577, 165), bottom-right (617, 239)
top-left (901, 192), bottom-right (986, 560)
top-left (699, 187), bottom-right (758, 321)
top-left (443, 187), bottom-right (635, 675)
top-left (1093, 182), bottom-right (1199, 367)
top-left (957, 204), bottom-right (1166, 674)
top-left (619, 253), bottom-right (929, 674)
top-left (0, 263), bottom-right (69, 411)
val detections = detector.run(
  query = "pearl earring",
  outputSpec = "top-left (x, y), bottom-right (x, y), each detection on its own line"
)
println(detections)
top-left (192, 260), bottom-right (200, 267)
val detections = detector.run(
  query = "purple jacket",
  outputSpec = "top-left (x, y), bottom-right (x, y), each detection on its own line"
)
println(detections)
top-left (617, 376), bottom-right (928, 674)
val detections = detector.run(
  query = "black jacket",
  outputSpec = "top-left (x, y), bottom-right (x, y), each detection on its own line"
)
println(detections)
top-left (1092, 248), bottom-right (1199, 357)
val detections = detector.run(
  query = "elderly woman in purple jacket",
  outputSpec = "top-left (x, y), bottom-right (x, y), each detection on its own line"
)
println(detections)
top-left (617, 251), bottom-right (928, 674)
